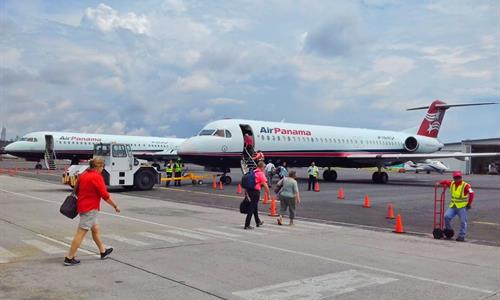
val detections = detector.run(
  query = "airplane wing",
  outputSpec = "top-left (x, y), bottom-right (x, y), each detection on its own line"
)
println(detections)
top-left (346, 152), bottom-right (500, 164)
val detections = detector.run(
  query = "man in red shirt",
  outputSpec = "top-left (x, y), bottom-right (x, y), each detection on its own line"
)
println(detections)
top-left (65, 157), bottom-right (120, 266)
top-left (244, 133), bottom-right (254, 155)
top-left (438, 171), bottom-right (474, 242)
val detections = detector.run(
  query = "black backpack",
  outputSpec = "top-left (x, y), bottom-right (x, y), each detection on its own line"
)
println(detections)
top-left (241, 170), bottom-right (256, 190)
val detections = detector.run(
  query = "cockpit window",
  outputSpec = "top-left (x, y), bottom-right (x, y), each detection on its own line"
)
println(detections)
top-left (20, 137), bottom-right (38, 142)
top-left (225, 130), bottom-right (232, 138)
top-left (199, 129), bottom-right (216, 136)
top-left (214, 129), bottom-right (225, 137)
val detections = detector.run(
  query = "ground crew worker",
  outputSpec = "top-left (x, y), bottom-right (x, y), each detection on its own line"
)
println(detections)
top-left (438, 171), bottom-right (475, 242)
top-left (307, 162), bottom-right (319, 191)
top-left (165, 160), bottom-right (174, 187)
top-left (174, 159), bottom-right (183, 186)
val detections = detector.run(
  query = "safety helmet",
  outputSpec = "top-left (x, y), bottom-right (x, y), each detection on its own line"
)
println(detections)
top-left (452, 171), bottom-right (462, 178)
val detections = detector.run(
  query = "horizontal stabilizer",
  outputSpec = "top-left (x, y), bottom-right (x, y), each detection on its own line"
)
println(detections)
top-left (407, 102), bottom-right (498, 111)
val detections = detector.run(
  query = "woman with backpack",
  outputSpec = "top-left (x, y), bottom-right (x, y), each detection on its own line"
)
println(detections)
top-left (276, 170), bottom-right (301, 226)
top-left (243, 161), bottom-right (270, 230)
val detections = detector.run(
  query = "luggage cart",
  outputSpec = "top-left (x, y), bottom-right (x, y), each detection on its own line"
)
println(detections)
top-left (432, 185), bottom-right (447, 239)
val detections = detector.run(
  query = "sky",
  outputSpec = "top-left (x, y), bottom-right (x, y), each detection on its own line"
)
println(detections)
top-left (0, 0), bottom-right (499, 143)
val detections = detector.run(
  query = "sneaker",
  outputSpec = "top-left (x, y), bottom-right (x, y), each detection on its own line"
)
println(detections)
top-left (456, 237), bottom-right (465, 242)
top-left (244, 226), bottom-right (254, 230)
top-left (63, 257), bottom-right (81, 266)
top-left (100, 248), bottom-right (113, 260)
top-left (256, 221), bottom-right (264, 227)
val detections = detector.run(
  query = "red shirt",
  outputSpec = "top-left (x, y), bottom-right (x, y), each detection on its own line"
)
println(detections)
top-left (77, 169), bottom-right (110, 213)
top-left (254, 168), bottom-right (267, 191)
top-left (439, 179), bottom-right (475, 205)
top-left (244, 135), bottom-right (253, 147)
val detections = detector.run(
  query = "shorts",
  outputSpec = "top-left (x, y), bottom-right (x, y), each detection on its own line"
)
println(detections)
top-left (79, 210), bottom-right (98, 230)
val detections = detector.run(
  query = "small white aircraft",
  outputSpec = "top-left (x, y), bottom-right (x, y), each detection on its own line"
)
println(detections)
top-left (4, 131), bottom-right (185, 169)
top-left (178, 100), bottom-right (499, 184)
top-left (403, 159), bottom-right (449, 174)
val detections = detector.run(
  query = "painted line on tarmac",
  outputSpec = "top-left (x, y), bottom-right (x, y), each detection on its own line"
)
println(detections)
top-left (137, 232), bottom-right (184, 244)
top-left (39, 234), bottom-right (95, 255)
top-left (22, 239), bottom-right (67, 254)
top-left (103, 234), bottom-right (151, 247)
top-left (0, 246), bottom-right (17, 264)
top-left (233, 269), bottom-right (398, 299)
top-left (194, 228), bottom-right (241, 238)
top-left (473, 221), bottom-right (500, 226)
top-left (0, 185), bottom-right (495, 294)
top-left (159, 186), bottom-right (242, 199)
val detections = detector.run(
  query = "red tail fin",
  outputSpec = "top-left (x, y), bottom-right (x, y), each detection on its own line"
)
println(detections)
top-left (417, 100), bottom-right (447, 138)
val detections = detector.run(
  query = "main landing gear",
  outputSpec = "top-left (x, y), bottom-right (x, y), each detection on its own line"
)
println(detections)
top-left (323, 169), bottom-right (337, 182)
top-left (35, 162), bottom-right (43, 170)
top-left (219, 168), bottom-right (232, 185)
top-left (220, 174), bottom-right (232, 185)
top-left (372, 167), bottom-right (389, 184)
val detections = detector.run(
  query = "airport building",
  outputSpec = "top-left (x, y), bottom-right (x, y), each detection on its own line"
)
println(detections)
top-left (439, 138), bottom-right (500, 174)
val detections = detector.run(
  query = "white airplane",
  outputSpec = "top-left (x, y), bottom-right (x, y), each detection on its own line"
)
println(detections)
top-left (178, 100), bottom-right (499, 184)
top-left (403, 159), bottom-right (449, 174)
top-left (4, 131), bottom-right (185, 169)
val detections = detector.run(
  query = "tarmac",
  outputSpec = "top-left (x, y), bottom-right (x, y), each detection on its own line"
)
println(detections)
top-left (0, 159), bottom-right (499, 299)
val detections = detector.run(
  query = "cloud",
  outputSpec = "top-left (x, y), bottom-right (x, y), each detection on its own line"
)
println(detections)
top-left (163, 0), bottom-right (187, 14)
top-left (81, 3), bottom-right (151, 35)
top-left (176, 73), bottom-right (217, 92)
top-left (187, 108), bottom-right (214, 121)
top-left (303, 17), bottom-right (365, 57)
top-left (208, 98), bottom-right (246, 105)
top-left (98, 77), bottom-right (125, 92)
top-left (372, 56), bottom-right (415, 76)
top-left (214, 18), bottom-right (249, 32)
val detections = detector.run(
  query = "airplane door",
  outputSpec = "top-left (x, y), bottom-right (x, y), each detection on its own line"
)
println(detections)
top-left (239, 124), bottom-right (254, 152)
top-left (45, 135), bottom-right (54, 152)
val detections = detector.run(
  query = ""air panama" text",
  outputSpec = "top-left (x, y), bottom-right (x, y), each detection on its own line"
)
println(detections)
top-left (260, 127), bottom-right (312, 136)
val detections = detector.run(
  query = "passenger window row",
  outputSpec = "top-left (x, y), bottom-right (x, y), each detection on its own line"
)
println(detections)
top-left (256, 135), bottom-right (402, 146)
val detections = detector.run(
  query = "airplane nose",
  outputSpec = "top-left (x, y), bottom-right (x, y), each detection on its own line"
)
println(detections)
top-left (3, 143), bottom-right (15, 153)
top-left (178, 139), bottom-right (197, 155)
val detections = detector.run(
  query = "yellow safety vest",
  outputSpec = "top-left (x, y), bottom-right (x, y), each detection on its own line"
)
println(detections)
top-left (174, 163), bottom-right (183, 173)
top-left (165, 164), bottom-right (173, 173)
top-left (450, 181), bottom-right (469, 209)
top-left (313, 166), bottom-right (319, 177)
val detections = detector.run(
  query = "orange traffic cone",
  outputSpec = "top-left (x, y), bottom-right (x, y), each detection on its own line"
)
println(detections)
top-left (338, 188), bottom-right (345, 200)
top-left (393, 214), bottom-right (405, 233)
top-left (386, 203), bottom-right (395, 219)
top-left (362, 194), bottom-right (371, 208)
top-left (212, 177), bottom-right (217, 190)
top-left (314, 181), bottom-right (320, 192)
top-left (237, 184), bottom-right (242, 194)
top-left (268, 196), bottom-right (279, 216)
top-left (263, 192), bottom-right (269, 204)
top-left (219, 181), bottom-right (224, 190)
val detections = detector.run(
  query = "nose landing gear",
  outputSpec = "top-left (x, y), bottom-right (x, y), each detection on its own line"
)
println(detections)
top-left (372, 167), bottom-right (389, 184)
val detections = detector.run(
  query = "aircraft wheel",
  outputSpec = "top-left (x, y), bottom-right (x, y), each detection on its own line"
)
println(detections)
top-left (426, 170), bottom-right (431, 174)
top-left (380, 172), bottom-right (389, 184)
top-left (323, 170), bottom-right (331, 181)
top-left (35, 163), bottom-right (43, 170)
top-left (222, 176), bottom-right (232, 185)
top-left (372, 172), bottom-right (381, 183)
top-left (134, 169), bottom-right (156, 190)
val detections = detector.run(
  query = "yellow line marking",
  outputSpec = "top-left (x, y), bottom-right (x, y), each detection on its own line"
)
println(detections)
top-left (473, 221), bottom-right (500, 226)
top-left (158, 187), bottom-right (242, 199)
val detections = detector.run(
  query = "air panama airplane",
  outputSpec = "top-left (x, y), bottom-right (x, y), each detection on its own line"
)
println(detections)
top-left (178, 100), bottom-right (499, 184)
top-left (4, 131), bottom-right (185, 169)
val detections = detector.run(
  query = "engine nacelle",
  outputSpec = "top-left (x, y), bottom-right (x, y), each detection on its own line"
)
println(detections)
top-left (404, 135), bottom-right (443, 153)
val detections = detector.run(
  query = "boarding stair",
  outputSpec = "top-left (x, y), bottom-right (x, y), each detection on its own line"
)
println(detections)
top-left (240, 148), bottom-right (257, 174)
top-left (44, 150), bottom-right (57, 170)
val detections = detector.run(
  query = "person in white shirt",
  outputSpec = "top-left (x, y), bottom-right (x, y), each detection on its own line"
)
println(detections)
top-left (265, 160), bottom-right (276, 187)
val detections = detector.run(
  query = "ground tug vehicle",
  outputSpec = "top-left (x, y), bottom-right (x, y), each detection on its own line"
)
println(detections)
top-left (62, 143), bottom-right (160, 190)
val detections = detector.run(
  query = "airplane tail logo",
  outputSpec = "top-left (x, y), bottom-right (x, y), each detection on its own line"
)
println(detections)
top-left (417, 100), bottom-right (447, 138)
